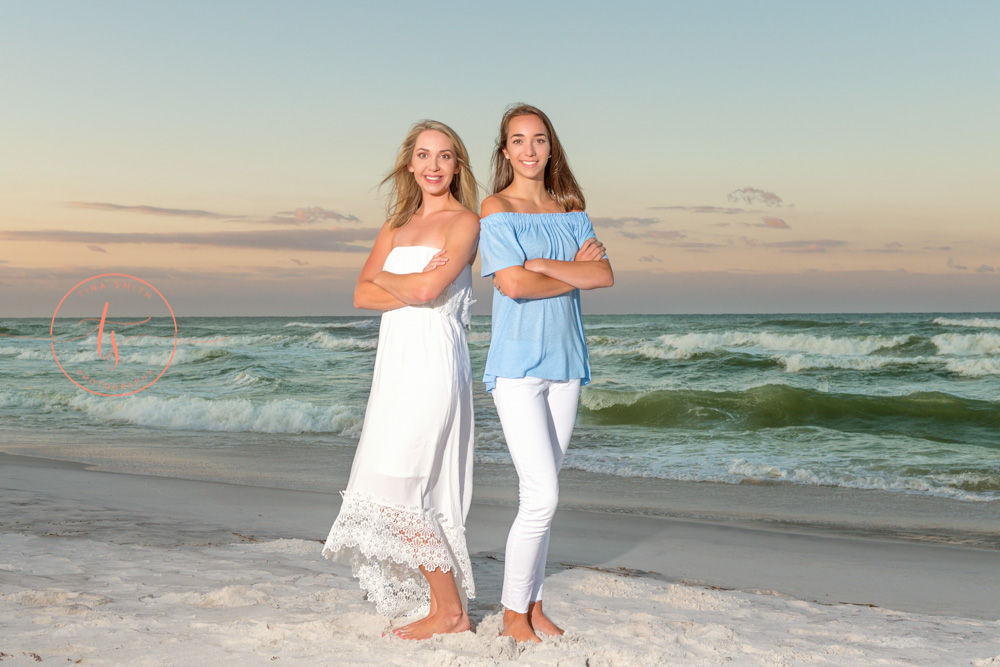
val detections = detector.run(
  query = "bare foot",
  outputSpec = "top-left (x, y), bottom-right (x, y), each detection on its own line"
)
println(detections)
top-left (527, 601), bottom-right (564, 636)
top-left (501, 609), bottom-right (541, 643)
top-left (394, 610), bottom-right (469, 641)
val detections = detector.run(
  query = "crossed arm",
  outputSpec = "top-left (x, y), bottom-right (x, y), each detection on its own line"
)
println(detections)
top-left (492, 238), bottom-right (614, 300)
top-left (353, 213), bottom-right (480, 311)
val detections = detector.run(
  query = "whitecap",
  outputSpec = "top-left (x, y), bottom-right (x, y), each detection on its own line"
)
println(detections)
top-left (776, 354), bottom-right (933, 373)
top-left (579, 389), bottom-right (644, 410)
top-left (306, 331), bottom-right (378, 350)
top-left (66, 393), bottom-right (365, 436)
top-left (0, 346), bottom-right (53, 361)
top-left (933, 317), bottom-right (1000, 329)
top-left (945, 358), bottom-right (1000, 377)
top-left (285, 320), bottom-right (378, 330)
top-left (655, 331), bottom-right (910, 358)
top-left (931, 333), bottom-right (1000, 356)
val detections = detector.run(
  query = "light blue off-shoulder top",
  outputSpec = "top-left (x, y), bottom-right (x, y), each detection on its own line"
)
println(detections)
top-left (479, 211), bottom-right (597, 392)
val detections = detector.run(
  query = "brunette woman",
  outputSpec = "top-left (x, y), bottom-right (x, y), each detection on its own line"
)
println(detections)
top-left (479, 104), bottom-right (613, 643)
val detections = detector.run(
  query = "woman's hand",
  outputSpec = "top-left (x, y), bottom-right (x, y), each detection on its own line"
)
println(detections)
top-left (421, 250), bottom-right (448, 273)
top-left (493, 274), bottom-right (507, 297)
top-left (574, 238), bottom-right (606, 262)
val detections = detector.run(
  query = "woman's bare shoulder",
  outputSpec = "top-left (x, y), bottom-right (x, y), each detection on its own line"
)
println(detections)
top-left (449, 207), bottom-right (480, 230)
top-left (480, 194), bottom-right (513, 217)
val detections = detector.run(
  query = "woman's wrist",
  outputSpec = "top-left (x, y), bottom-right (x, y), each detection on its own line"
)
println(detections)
top-left (524, 258), bottom-right (546, 273)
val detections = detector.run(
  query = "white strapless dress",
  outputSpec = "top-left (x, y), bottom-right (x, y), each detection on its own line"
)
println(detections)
top-left (322, 246), bottom-right (475, 617)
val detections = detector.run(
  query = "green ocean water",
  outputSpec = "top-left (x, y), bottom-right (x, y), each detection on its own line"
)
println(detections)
top-left (1, 313), bottom-right (998, 502)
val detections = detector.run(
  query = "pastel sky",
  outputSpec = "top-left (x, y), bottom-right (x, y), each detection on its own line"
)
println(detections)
top-left (2, 1), bottom-right (998, 316)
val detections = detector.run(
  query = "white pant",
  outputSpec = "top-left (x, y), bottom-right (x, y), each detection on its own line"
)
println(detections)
top-left (492, 376), bottom-right (581, 613)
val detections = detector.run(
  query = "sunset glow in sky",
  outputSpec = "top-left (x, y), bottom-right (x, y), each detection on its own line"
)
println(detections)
top-left (2, 2), bottom-right (998, 315)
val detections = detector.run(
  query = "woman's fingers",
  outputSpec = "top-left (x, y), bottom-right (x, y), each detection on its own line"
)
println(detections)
top-left (421, 251), bottom-right (449, 273)
top-left (575, 238), bottom-right (606, 262)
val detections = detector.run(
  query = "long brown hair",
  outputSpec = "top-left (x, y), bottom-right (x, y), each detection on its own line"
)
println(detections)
top-left (489, 104), bottom-right (585, 212)
top-left (381, 120), bottom-right (479, 229)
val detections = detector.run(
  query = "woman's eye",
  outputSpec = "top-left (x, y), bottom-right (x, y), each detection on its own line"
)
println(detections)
top-left (442, 154), bottom-right (451, 160)
top-left (417, 152), bottom-right (427, 158)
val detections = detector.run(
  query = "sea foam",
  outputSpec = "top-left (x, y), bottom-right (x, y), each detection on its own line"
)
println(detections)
top-left (931, 333), bottom-right (1000, 356)
top-left (285, 320), bottom-right (378, 330)
top-left (306, 332), bottom-right (378, 350)
top-left (933, 317), bottom-right (1000, 329)
top-left (945, 358), bottom-right (1000, 377)
top-left (67, 394), bottom-right (364, 435)
top-left (655, 332), bottom-right (910, 358)
top-left (777, 354), bottom-right (933, 373)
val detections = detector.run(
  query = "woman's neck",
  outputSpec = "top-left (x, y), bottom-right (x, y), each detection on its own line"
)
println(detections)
top-left (503, 177), bottom-right (559, 212)
top-left (418, 190), bottom-right (459, 216)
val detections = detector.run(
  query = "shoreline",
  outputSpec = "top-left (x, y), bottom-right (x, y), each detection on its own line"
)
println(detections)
top-left (4, 433), bottom-right (999, 551)
top-left (3, 450), bottom-right (1000, 620)
top-left (3, 450), bottom-right (1000, 665)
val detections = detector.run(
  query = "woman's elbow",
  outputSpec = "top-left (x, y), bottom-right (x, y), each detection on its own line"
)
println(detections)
top-left (584, 268), bottom-right (614, 290)
top-left (411, 285), bottom-right (439, 304)
top-left (494, 276), bottom-right (524, 299)
top-left (353, 283), bottom-right (373, 309)
top-left (601, 263), bottom-right (615, 288)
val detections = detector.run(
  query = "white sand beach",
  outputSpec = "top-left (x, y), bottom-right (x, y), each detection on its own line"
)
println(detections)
top-left (2, 449), bottom-right (999, 666)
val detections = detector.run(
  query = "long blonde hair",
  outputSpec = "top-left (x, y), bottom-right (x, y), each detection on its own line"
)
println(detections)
top-left (489, 104), bottom-right (585, 212)
top-left (381, 120), bottom-right (478, 229)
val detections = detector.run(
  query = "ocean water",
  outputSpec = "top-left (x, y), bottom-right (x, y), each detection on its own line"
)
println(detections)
top-left (1, 313), bottom-right (999, 504)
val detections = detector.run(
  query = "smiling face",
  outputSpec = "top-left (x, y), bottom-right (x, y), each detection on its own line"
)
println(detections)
top-left (407, 129), bottom-right (459, 196)
top-left (502, 114), bottom-right (551, 181)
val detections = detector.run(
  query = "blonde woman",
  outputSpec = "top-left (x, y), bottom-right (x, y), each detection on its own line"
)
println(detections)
top-left (323, 120), bottom-right (479, 640)
top-left (479, 104), bottom-right (613, 643)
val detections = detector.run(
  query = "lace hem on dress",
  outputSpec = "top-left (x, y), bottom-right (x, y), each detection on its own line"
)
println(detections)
top-left (321, 492), bottom-right (476, 618)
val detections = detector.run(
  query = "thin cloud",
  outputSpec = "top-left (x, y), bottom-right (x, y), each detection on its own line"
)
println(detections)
top-left (924, 246), bottom-right (952, 251)
top-left (866, 242), bottom-right (904, 253)
top-left (638, 255), bottom-right (662, 263)
top-left (780, 244), bottom-right (827, 254)
top-left (947, 257), bottom-right (968, 271)
top-left (0, 228), bottom-right (377, 252)
top-left (291, 258), bottom-right (309, 266)
top-left (266, 206), bottom-right (361, 225)
top-left (728, 187), bottom-right (783, 207)
top-left (650, 205), bottom-right (749, 215)
top-left (0, 264), bottom-right (358, 291)
top-left (70, 201), bottom-right (360, 225)
top-left (71, 202), bottom-right (232, 219)
top-left (87, 244), bottom-right (108, 253)
top-left (760, 217), bottom-right (789, 229)
top-left (741, 237), bottom-right (758, 247)
top-left (673, 241), bottom-right (725, 251)
top-left (762, 239), bottom-right (846, 254)
top-left (591, 216), bottom-right (659, 228)
top-left (975, 264), bottom-right (995, 273)
top-left (620, 230), bottom-right (686, 242)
